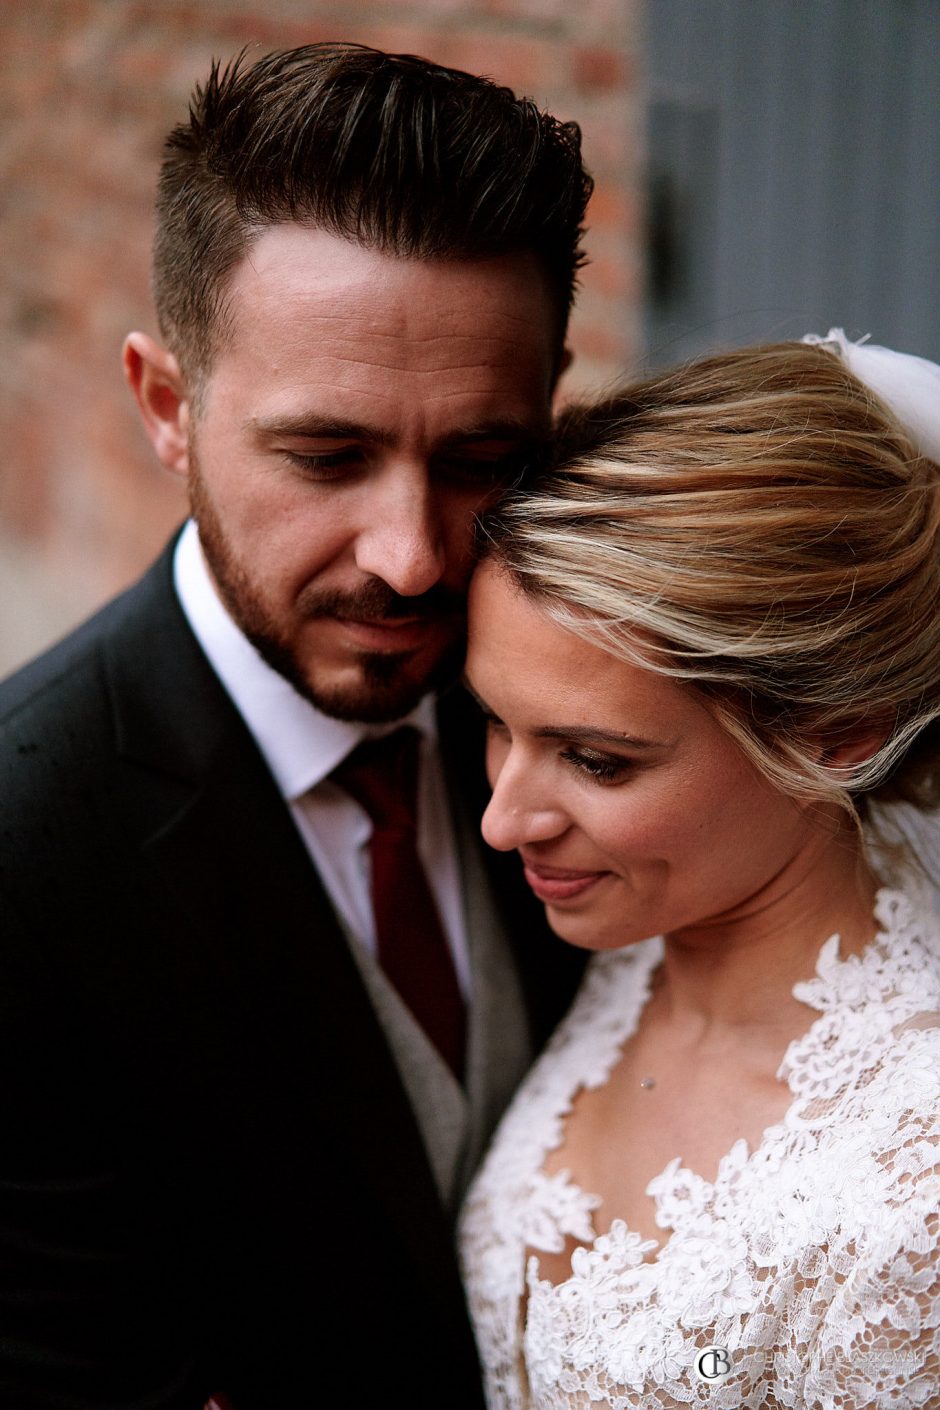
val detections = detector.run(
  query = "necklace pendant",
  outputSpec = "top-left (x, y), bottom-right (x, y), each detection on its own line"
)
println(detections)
top-left (640, 1076), bottom-right (656, 1090)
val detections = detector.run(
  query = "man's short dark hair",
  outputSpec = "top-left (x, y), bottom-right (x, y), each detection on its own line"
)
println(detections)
top-left (153, 42), bottom-right (594, 387)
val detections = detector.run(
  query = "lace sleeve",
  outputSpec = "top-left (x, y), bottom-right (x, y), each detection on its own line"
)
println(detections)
top-left (807, 1176), bottom-right (940, 1407)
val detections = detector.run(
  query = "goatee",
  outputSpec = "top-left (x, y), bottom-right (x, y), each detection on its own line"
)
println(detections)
top-left (188, 452), bottom-right (466, 722)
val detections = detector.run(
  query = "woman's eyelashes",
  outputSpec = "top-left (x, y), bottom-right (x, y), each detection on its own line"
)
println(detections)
top-left (560, 747), bottom-right (634, 784)
top-left (478, 708), bottom-right (634, 787)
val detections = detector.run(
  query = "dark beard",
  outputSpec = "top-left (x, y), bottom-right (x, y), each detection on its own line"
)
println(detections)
top-left (189, 456), bottom-right (466, 723)
top-left (236, 606), bottom-right (467, 724)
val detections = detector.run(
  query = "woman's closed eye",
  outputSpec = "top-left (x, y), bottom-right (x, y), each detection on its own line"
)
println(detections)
top-left (560, 747), bottom-right (635, 785)
top-left (469, 688), bottom-right (641, 787)
top-left (486, 720), bottom-right (633, 786)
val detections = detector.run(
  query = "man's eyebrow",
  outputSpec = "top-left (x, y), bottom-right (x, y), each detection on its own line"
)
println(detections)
top-left (253, 414), bottom-right (392, 443)
top-left (252, 414), bottom-right (544, 447)
top-left (461, 679), bottom-right (668, 751)
top-left (436, 420), bottom-right (547, 449)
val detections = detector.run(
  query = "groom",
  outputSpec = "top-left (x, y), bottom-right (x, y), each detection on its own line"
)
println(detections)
top-left (0, 43), bottom-right (590, 1410)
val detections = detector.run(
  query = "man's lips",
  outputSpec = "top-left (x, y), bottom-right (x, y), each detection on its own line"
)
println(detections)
top-left (326, 614), bottom-right (450, 652)
top-left (521, 859), bottom-right (609, 903)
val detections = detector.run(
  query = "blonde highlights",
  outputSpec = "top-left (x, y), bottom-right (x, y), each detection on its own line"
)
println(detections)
top-left (485, 343), bottom-right (940, 815)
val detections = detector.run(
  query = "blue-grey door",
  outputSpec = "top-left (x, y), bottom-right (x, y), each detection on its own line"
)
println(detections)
top-left (646, 0), bottom-right (939, 364)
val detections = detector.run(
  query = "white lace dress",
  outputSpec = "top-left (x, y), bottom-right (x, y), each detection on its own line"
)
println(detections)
top-left (459, 887), bottom-right (940, 1408)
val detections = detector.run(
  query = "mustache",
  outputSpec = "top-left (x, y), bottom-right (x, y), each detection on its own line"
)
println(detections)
top-left (298, 579), bottom-right (465, 623)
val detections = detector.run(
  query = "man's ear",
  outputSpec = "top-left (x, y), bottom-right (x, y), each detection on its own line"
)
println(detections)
top-left (123, 332), bottom-right (191, 477)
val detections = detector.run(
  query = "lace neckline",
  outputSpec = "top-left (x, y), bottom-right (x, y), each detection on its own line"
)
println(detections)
top-left (522, 885), bottom-right (940, 1276)
top-left (459, 881), bottom-right (940, 1410)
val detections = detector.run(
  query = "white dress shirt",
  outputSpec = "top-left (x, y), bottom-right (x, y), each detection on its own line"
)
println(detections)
top-left (173, 520), bottom-right (472, 998)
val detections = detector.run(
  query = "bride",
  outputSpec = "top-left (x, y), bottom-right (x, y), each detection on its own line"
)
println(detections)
top-left (458, 331), bottom-right (940, 1407)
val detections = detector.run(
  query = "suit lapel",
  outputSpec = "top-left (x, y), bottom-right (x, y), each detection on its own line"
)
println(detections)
top-left (99, 545), bottom-right (468, 1318)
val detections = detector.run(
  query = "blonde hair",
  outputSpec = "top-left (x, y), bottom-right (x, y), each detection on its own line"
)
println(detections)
top-left (484, 342), bottom-right (940, 816)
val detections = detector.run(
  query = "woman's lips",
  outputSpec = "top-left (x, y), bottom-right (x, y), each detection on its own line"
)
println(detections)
top-left (521, 861), bottom-right (607, 903)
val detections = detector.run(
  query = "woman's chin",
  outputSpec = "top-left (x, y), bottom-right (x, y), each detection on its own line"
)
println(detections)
top-left (543, 904), bottom-right (648, 952)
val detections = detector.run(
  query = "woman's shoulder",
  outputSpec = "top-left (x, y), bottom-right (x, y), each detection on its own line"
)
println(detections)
top-left (770, 884), bottom-right (940, 1198)
top-left (792, 882), bottom-right (940, 1021)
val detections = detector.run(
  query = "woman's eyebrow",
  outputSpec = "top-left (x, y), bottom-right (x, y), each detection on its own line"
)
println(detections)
top-left (461, 678), bottom-right (670, 750)
top-left (534, 725), bottom-right (667, 750)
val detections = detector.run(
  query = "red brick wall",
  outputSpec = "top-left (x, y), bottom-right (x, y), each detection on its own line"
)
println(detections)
top-left (0, 0), bottom-right (645, 672)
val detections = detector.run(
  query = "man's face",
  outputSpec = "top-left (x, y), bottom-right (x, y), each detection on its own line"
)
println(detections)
top-left (184, 226), bottom-right (559, 721)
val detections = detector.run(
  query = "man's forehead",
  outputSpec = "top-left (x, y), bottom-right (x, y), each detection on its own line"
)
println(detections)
top-left (204, 222), bottom-right (560, 408)
top-left (226, 223), bottom-right (555, 331)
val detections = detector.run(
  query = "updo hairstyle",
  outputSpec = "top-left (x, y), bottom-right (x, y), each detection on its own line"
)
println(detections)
top-left (483, 342), bottom-right (940, 818)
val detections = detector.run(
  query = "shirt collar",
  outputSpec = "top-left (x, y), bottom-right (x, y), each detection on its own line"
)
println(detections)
top-left (172, 520), bottom-right (437, 800)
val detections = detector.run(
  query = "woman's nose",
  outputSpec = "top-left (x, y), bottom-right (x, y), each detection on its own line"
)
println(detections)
top-left (480, 754), bottom-right (568, 852)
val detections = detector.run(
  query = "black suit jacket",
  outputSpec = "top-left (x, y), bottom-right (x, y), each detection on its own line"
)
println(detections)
top-left (0, 541), bottom-right (586, 1410)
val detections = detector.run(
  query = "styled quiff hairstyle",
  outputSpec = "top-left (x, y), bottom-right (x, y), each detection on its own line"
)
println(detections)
top-left (153, 42), bottom-right (593, 387)
top-left (484, 342), bottom-right (940, 817)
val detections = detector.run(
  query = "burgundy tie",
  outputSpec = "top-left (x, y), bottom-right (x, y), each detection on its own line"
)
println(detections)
top-left (333, 728), bottom-right (466, 1080)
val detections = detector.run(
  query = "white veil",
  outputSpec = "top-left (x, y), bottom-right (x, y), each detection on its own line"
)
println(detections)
top-left (801, 327), bottom-right (940, 464)
top-left (803, 329), bottom-right (940, 908)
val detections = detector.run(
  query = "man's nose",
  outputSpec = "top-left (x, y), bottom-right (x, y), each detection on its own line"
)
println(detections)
top-left (480, 751), bottom-right (568, 853)
top-left (354, 470), bottom-right (448, 598)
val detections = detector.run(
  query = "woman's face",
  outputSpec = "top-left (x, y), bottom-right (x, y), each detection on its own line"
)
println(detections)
top-left (465, 561), bottom-right (821, 950)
